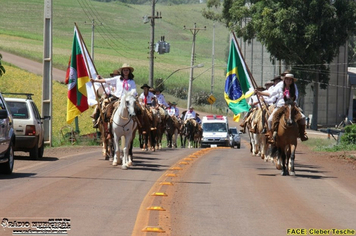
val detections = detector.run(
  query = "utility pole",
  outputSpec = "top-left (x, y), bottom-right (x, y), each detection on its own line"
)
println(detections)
top-left (42, 0), bottom-right (53, 146)
top-left (211, 22), bottom-right (215, 94)
top-left (184, 23), bottom-right (206, 110)
top-left (85, 19), bottom-right (102, 61)
top-left (148, 0), bottom-right (162, 87)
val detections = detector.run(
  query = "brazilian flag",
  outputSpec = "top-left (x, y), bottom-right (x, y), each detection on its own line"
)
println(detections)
top-left (224, 36), bottom-right (254, 122)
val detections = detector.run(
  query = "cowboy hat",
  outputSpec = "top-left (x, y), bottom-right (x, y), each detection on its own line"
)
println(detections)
top-left (281, 69), bottom-right (291, 76)
top-left (119, 63), bottom-right (134, 72)
top-left (271, 75), bottom-right (282, 81)
top-left (110, 69), bottom-right (120, 77)
top-left (171, 102), bottom-right (177, 105)
top-left (140, 83), bottom-right (151, 89)
top-left (264, 81), bottom-right (274, 87)
top-left (284, 73), bottom-right (297, 82)
top-left (189, 106), bottom-right (194, 109)
top-left (149, 87), bottom-right (156, 93)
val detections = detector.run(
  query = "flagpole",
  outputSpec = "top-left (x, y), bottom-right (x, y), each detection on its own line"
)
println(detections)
top-left (75, 23), bottom-right (98, 77)
top-left (74, 23), bottom-right (107, 134)
top-left (231, 31), bottom-right (270, 115)
top-left (231, 31), bottom-right (258, 89)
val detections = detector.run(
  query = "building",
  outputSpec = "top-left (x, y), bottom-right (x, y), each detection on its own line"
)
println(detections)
top-left (238, 38), bottom-right (353, 128)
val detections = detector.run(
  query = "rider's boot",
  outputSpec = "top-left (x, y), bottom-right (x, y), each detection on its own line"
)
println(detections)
top-left (298, 119), bottom-right (308, 141)
top-left (265, 130), bottom-right (275, 144)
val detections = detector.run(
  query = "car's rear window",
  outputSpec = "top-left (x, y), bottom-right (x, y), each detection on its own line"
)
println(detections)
top-left (230, 128), bottom-right (238, 134)
top-left (6, 101), bottom-right (29, 119)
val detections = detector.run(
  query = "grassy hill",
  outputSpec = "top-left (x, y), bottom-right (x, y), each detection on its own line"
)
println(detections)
top-left (0, 0), bottom-right (231, 143)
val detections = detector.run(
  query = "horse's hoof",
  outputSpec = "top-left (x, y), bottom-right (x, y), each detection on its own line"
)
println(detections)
top-left (127, 161), bottom-right (133, 167)
top-left (112, 161), bottom-right (118, 166)
top-left (121, 165), bottom-right (128, 170)
top-left (109, 157), bottom-right (114, 162)
top-left (289, 171), bottom-right (296, 176)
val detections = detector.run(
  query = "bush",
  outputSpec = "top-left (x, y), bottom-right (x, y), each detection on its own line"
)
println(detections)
top-left (340, 124), bottom-right (356, 145)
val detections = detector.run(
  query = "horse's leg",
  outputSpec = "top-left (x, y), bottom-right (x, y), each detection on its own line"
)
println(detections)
top-left (280, 149), bottom-right (287, 176)
top-left (128, 139), bottom-right (134, 166)
top-left (167, 133), bottom-right (172, 148)
top-left (121, 146), bottom-right (128, 170)
top-left (173, 130), bottom-right (178, 148)
top-left (289, 144), bottom-right (296, 176)
top-left (150, 131), bottom-right (156, 152)
top-left (112, 132), bottom-right (120, 166)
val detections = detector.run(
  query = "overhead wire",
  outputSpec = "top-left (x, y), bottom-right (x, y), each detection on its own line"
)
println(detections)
top-left (76, 0), bottom-right (134, 57)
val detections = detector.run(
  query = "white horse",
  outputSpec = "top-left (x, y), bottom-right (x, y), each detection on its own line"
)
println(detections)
top-left (111, 90), bottom-right (138, 170)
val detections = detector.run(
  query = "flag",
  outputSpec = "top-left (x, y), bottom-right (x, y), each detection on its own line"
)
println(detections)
top-left (224, 35), bottom-right (254, 122)
top-left (66, 25), bottom-right (97, 124)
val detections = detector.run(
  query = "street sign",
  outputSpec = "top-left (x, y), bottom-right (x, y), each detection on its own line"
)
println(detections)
top-left (207, 95), bottom-right (216, 104)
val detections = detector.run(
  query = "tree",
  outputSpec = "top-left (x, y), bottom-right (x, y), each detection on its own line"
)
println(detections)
top-left (0, 54), bottom-right (5, 77)
top-left (203, 0), bottom-right (356, 130)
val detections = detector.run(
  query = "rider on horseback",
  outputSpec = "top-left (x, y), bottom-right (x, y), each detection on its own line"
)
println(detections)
top-left (138, 84), bottom-right (158, 130)
top-left (255, 73), bottom-right (308, 144)
top-left (91, 63), bottom-right (137, 128)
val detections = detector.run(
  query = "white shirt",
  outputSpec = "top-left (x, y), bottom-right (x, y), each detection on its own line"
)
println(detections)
top-left (139, 92), bottom-right (155, 105)
top-left (102, 75), bottom-right (137, 98)
top-left (269, 81), bottom-right (298, 107)
top-left (155, 93), bottom-right (168, 107)
top-left (184, 110), bottom-right (196, 120)
top-left (167, 106), bottom-right (176, 116)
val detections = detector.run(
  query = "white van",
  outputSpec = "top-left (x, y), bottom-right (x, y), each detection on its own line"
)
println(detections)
top-left (201, 115), bottom-right (230, 148)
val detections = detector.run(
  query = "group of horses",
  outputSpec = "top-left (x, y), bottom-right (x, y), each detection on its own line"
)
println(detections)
top-left (96, 91), bottom-right (202, 169)
top-left (243, 99), bottom-right (302, 176)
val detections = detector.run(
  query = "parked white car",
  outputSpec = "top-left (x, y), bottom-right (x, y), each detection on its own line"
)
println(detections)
top-left (4, 93), bottom-right (49, 159)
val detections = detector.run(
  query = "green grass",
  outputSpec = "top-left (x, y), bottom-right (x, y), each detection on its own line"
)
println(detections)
top-left (303, 137), bottom-right (338, 152)
top-left (0, 0), bottom-right (231, 146)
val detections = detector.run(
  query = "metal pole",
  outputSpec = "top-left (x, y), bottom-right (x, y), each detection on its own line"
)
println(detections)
top-left (42, 0), bottom-right (53, 146)
top-left (91, 19), bottom-right (94, 61)
top-left (211, 22), bottom-right (215, 94)
top-left (149, 0), bottom-right (155, 87)
top-left (185, 23), bottom-right (206, 110)
top-left (187, 24), bottom-right (196, 110)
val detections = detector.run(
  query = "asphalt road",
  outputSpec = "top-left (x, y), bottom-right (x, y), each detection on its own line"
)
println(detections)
top-left (1, 51), bottom-right (356, 236)
top-left (1, 144), bottom-right (356, 236)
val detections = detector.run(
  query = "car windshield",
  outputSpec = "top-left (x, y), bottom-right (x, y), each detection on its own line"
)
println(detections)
top-left (6, 101), bottom-right (28, 119)
top-left (230, 128), bottom-right (238, 134)
top-left (202, 123), bottom-right (227, 132)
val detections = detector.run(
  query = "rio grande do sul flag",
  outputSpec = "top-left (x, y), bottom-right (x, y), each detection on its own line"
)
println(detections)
top-left (224, 35), bottom-right (254, 122)
top-left (65, 24), bottom-right (96, 124)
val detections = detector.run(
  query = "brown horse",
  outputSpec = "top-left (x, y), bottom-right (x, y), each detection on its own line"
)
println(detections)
top-left (95, 96), bottom-right (115, 161)
top-left (193, 123), bottom-right (202, 148)
top-left (166, 115), bottom-right (180, 148)
top-left (136, 104), bottom-right (156, 151)
top-left (271, 99), bottom-right (302, 176)
top-left (182, 119), bottom-right (198, 148)
top-left (155, 107), bottom-right (168, 150)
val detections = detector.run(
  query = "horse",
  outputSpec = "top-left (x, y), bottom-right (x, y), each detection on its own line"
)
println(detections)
top-left (166, 115), bottom-right (180, 148)
top-left (137, 104), bottom-right (156, 151)
top-left (249, 107), bottom-right (269, 160)
top-left (193, 123), bottom-right (202, 148)
top-left (111, 90), bottom-right (138, 169)
top-left (271, 99), bottom-right (302, 176)
top-left (182, 119), bottom-right (197, 148)
top-left (155, 107), bottom-right (168, 150)
top-left (98, 120), bottom-right (114, 161)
